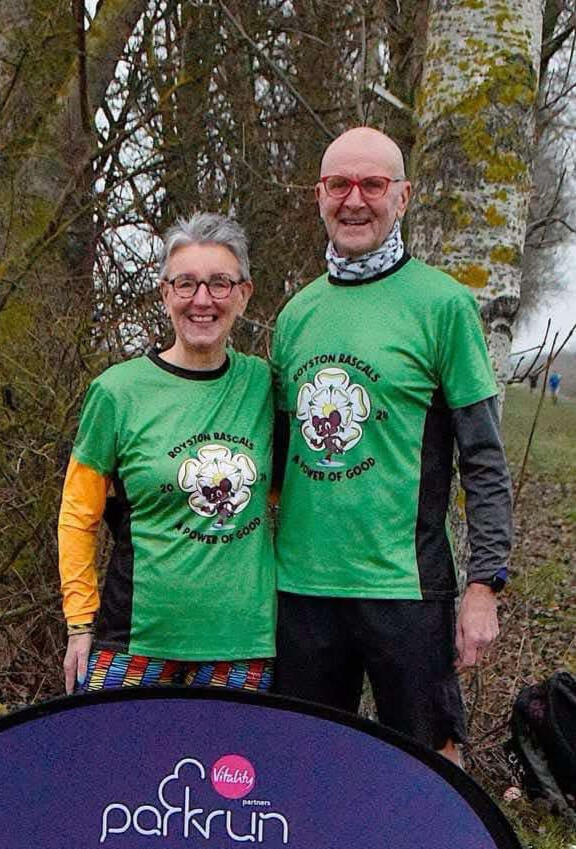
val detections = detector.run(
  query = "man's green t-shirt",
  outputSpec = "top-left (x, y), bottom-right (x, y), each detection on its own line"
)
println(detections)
top-left (73, 350), bottom-right (276, 660)
top-left (272, 256), bottom-right (498, 600)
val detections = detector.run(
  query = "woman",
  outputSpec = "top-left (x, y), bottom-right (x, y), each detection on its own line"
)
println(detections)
top-left (58, 213), bottom-right (275, 694)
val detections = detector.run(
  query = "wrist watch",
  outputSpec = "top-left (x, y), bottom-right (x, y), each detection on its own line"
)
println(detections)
top-left (470, 567), bottom-right (508, 593)
top-left (489, 566), bottom-right (508, 593)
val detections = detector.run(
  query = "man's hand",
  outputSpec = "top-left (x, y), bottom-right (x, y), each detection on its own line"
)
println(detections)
top-left (63, 633), bottom-right (93, 695)
top-left (455, 583), bottom-right (499, 669)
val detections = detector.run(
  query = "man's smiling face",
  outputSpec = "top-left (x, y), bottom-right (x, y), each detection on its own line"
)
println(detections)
top-left (315, 128), bottom-right (411, 259)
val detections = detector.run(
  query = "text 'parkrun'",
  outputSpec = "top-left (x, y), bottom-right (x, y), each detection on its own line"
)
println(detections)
top-left (100, 755), bottom-right (289, 845)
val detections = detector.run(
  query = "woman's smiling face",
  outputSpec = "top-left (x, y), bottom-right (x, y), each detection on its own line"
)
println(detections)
top-left (161, 243), bottom-right (252, 360)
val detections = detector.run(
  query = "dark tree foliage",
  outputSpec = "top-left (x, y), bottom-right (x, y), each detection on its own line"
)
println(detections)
top-left (0, 0), bottom-right (394, 705)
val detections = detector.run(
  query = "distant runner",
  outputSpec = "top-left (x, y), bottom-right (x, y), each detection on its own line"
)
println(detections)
top-left (549, 372), bottom-right (561, 404)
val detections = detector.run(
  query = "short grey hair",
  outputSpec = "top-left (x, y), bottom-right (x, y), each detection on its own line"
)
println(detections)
top-left (159, 213), bottom-right (250, 280)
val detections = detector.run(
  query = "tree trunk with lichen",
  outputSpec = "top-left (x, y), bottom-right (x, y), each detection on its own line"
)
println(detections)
top-left (408, 0), bottom-right (544, 579)
top-left (0, 0), bottom-right (150, 443)
top-left (409, 0), bottom-right (543, 389)
top-left (0, 0), bottom-right (149, 300)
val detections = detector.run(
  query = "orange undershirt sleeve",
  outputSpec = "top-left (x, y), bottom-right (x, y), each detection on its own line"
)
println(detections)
top-left (58, 457), bottom-right (110, 625)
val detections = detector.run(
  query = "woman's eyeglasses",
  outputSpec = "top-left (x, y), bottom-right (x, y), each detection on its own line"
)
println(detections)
top-left (163, 273), bottom-right (244, 300)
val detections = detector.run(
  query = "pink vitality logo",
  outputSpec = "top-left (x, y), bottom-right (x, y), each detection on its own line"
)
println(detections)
top-left (211, 754), bottom-right (256, 799)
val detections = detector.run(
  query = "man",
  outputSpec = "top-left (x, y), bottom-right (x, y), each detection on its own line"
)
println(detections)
top-left (548, 372), bottom-right (561, 403)
top-left (271, 127), bottom-right (512, 764)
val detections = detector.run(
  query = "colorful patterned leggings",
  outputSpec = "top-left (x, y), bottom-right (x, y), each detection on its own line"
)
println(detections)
top-left (81, 649), bottom-right (273, 693)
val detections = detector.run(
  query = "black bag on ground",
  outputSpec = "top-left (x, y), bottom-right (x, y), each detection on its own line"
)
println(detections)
top-left (507, 671), bottom-right (576, 821)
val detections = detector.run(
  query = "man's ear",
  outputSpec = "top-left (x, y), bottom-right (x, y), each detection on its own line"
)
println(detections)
top-left (315, 182), bottom-right (326, 223)
top-left (396, 180), bottom-right (412, 220)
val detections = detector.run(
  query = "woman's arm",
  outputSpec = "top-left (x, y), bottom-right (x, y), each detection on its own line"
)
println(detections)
top-left (58, 457), bottom-right (109, 693)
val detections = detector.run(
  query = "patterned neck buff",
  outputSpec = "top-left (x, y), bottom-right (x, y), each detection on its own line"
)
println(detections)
top-left (326, 219), bottom-right (405, 281)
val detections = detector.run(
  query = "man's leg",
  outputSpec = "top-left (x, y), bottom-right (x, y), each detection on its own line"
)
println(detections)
top-left (349, 599), bottom-right (466, 758)
top-left (272, 592), bottom-right (364, 714)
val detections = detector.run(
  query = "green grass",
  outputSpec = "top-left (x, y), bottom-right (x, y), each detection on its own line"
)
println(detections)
top-left (504, 803), bottom-right (576, 849)
top-left (514, 559), bottom-right (570, 606)
top-left (498, 384), bottom-right (576, 846)
top-left (503, 386), bottom-right (576, 483)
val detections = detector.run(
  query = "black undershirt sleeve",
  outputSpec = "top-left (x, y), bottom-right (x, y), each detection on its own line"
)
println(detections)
top-left (451, 396), bottom-right (513, 584)
top-left (272, 410), bottom-right (290, 495)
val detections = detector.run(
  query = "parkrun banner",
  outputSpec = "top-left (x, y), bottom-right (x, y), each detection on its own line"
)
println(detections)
top-left (0, 688), bottom-right (521, 848)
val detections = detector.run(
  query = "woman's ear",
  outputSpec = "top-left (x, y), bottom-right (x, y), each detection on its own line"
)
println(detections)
top-left (237, 279), bottom-right (254, 314)
top-left (160, 280), bottom-right (170, 309)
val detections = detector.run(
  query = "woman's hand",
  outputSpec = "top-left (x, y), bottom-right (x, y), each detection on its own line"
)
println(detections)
top-left (63, 633), bottom-right (93, 695)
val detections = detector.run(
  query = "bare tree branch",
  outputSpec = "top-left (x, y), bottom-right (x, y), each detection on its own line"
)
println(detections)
top-left (526, 214), bottom-right (576, 239)
top-left (370, 81), bottom-right (413, 114)
top-left (541, 12), bottom-right (576, 68)
top-left (218, 1), bottom-right (335, 140)
top-left (513, 333), bottom-right (558, 508)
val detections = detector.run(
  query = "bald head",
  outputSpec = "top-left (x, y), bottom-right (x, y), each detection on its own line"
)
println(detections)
top-left (320, 128), bottom-right (406, 180)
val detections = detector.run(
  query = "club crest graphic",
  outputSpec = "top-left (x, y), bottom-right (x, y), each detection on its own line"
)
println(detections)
top-left (178, 444), bottom-right (257, 530)
top-left (296, 367), bottom-right (371, 466)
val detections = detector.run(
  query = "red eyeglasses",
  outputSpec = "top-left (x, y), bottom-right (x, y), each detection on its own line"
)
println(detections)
top-left (319, 175), bottom-right (405, 200)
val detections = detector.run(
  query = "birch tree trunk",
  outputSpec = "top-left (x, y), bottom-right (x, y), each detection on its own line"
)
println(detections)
top-left (409, 0), bottom-right (544, 393)
top-left (408, 0), bottom-right (544, 582)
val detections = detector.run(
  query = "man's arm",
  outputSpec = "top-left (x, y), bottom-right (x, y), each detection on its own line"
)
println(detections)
top-left (451, 395), bottom-right (513, 668)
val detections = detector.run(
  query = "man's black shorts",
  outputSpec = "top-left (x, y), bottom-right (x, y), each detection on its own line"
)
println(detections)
top-left (273, 592), bottom-right (466, 750)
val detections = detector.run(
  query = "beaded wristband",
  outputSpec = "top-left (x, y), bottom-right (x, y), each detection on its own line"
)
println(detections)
top-left (67, 622), bottom-right (95, 637)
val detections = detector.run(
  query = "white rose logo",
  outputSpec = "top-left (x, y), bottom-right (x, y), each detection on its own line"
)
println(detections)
top-left (178, 444), bottom-right (257, 529)
top-left (296, 367), bottom-right (371, 466)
